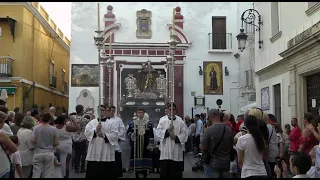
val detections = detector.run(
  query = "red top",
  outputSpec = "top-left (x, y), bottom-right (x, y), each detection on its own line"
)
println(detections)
top-left (235, 119), bottom-right (244, 133)
top-left (289, 125), bottom-right (301, 152)
top-left (299, 133), bottom-right (318, 154)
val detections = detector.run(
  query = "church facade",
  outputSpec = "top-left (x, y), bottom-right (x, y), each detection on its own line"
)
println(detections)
top-left (69, 2), bottom-right (254, 120)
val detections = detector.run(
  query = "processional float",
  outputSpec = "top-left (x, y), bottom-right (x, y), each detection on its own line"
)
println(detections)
top-left (131, 8), bottom-right (178, 175)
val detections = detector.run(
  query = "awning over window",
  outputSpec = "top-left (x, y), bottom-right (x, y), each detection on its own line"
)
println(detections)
top-left (0, 16), bottom-right (17, 42)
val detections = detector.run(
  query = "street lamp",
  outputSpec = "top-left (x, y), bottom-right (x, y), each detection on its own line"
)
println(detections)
top-left (236, 8), bottom-right (263, 52)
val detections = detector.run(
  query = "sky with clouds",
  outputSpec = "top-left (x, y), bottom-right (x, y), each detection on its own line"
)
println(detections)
top-left (39, 2), bottom-right (72, 39)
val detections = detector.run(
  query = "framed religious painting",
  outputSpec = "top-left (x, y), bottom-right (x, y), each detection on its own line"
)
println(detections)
top-left (203, 61), bottom-right (223, 95)
top-left (261, 87), bottom-right (270, 110)
top-left (136, 9), bottom-right (152, 39)
top-left (71, 64), bottom-right (99, 87)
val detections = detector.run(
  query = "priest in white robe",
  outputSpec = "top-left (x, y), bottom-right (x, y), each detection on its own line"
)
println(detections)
top-left (84, 105), bottom-right (119, 178)
top-left (109, 105), bottom-right (126, 178)
top-left (155, 102), bottom-right (188, 178)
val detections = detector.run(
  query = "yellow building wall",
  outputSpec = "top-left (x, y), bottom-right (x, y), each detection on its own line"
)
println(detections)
top-left (0, 5), bottom-right (25, 74)
top-left (0, 4), bottom-right (69, 112)
top-left (33, 87), bottom-right (68, 113)
top-left (22, 6), bottom-right (70, 91)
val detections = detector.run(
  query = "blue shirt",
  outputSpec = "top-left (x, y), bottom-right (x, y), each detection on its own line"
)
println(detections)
top-left (196, 119), bottom-right (203, 136)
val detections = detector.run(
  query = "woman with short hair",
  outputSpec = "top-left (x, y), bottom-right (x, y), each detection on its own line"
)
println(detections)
top-left (17, 116), bottom-right (35, 178)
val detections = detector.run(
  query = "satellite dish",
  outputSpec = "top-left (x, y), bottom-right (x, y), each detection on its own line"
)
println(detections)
top-left (0, 89), bottom-right (8, 102)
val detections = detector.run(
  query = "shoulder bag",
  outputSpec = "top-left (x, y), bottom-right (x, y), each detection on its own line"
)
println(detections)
top-left (204, 125), bottom-right (226, 164)
top-left (0, 143), bottom-right (15, 178)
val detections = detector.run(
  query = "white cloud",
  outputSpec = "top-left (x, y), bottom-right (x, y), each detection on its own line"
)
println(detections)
top-left (39, 2), bottom-right (71, 39)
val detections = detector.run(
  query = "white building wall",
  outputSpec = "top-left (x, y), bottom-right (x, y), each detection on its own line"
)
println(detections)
top-left (70, 2), bottom-right (253, 116)
top-left (254, 2), bottom-right (320, 126)
top-left (254, 2), bottom-right (320, 72)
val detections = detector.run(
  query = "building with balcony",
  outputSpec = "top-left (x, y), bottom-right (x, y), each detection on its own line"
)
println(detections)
top-left (70, 2), bottom-right (254, 119)
top-left (0, 2), bottom-right (70, 113)
top-left (253, 2), bottom-right (320, 126)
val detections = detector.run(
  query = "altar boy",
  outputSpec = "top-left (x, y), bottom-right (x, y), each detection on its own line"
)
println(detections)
top-left (155, 102), bottom-right (188, 178)
top-left (84, 105), bottom-right (119, 178)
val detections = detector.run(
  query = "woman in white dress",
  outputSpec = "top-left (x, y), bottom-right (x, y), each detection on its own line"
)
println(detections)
top-left (17, 116), bottom-right (35, 178)
top-left (55, 115), bottom-right (79, 178)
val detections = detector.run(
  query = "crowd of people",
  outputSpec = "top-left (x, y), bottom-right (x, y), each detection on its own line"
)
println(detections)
top-left (189, 107), bottom-right (320, 178)
top-left (0, 102), bottom-right (188, 178)
top-left (1, 100), bottom-right (320, 179)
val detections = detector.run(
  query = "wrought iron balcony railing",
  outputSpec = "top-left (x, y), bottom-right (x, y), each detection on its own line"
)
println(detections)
top-left (208, 33), bottom-right (232, 50)
top-left (0, 56), bottom-right (13, 77)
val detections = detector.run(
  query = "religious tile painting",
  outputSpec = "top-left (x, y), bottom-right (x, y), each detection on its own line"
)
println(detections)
top-left (136, 9), bottom-right (152, 39)
top-left (261, 87), bottom-right (270, 110)
top-left (71, 64), bottom-right (99, 87)
top-left (203, 61), bottom-right (223, 95)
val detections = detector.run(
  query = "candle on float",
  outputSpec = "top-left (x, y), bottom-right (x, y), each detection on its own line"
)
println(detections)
top-left (97, 3), bottom-right (100, 30)
top-left (171, 8), bottom-right (175, 36)
top-left (109, 32), bottom-right (113, 55)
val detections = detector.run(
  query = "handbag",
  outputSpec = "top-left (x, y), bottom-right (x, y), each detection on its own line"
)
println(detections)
top-left (203, 125), bottom-right (226, 164)
top-left (0, 143), bottom-right (15, 178)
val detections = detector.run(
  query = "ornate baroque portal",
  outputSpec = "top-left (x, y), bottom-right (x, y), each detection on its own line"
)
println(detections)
top-left (119, 60), bottom-right (167, 124)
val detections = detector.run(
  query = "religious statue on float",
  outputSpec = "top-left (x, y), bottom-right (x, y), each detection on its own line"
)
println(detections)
top-left (126, 108), bottom-right (154, 178)
top-left (124, 74), bottom-right (137, 98)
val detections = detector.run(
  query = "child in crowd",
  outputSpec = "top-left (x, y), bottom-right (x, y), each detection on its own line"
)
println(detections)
top-left (9, 136), bottom-right (23, 178)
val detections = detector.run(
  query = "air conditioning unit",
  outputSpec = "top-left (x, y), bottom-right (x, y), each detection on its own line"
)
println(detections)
top-left (245, 70), bottom-right (253, 87)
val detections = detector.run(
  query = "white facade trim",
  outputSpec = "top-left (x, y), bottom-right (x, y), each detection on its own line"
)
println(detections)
top-left (104, 18), bottom-right (116, 21)
top-left (102, 42), bottom-right (190, 49)
top-left (10, 77), bottom-right (68, 98)
top-left (167, 24), bottom-right (191, 44)
top-left (102, 23), bottom-right (121, 38)
top-left (23, 2), bottom-right (70, 52)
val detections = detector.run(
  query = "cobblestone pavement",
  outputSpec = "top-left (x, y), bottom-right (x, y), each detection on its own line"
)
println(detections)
top-left (69, 153), bottom-right (206, 178)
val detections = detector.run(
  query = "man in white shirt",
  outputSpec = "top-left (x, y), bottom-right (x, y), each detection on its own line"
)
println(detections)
top-left (84, 105), bottom-right (119, 178)
top-left (155, 102), bottom-right (188, 178)
top-left (109, 105), bottom-right (126, 178)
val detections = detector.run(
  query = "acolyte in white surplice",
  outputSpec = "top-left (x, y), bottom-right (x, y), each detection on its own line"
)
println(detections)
top-left (110, 116), bottom-right (126, 152)
top-left (155, 115), bottom-right (188, 161)
top-left (85, 118), bottom-right (119, 162)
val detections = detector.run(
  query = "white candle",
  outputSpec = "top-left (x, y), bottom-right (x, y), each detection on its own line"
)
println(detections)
top-left (97, 3), bottom-right (100, 30)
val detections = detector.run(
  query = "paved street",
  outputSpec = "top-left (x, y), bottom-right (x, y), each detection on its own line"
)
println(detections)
top-left (69, 153), bottom-right (206, 178)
